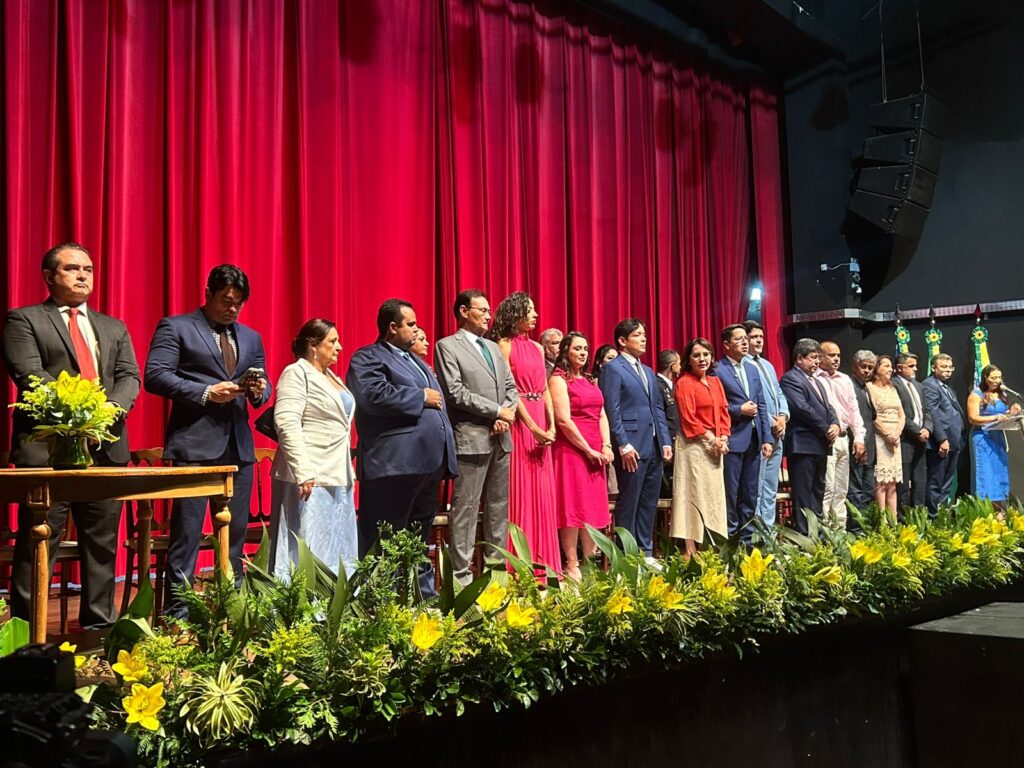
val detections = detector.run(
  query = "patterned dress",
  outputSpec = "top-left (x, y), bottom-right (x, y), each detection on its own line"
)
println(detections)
top-left (867, 382), bottom-right (905, 483)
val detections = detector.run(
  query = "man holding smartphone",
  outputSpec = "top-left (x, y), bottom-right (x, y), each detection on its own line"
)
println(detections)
top-left (145, 265), bottom-right (272, 619)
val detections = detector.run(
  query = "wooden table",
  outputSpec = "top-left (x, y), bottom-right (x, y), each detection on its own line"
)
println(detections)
top-left (0, 465), bottom-right (237, 643)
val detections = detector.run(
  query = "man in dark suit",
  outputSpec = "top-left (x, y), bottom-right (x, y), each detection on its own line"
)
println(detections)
top-left (346, 298), bottom-right (458, 597)
top-left (894, 353), bottom-right (933, 512)
top-left (599, 318), bottom-right (671, 557)
top-left (847, 350), bottom-right (878, 517)
top-left (145, 265), bottom-right (271, 618)
top-left (922, 353), bottom-right (967, 516)
top-left (656, 349), bottom-right (681, 498)
top-left (779, 338), bottom-right (840, 535)
top-left (434, 290), bottom-right (518, 586)
top-left (3, 242), bottom-right (140, 628)
top-left (713, 325), bottom-right (773, 544)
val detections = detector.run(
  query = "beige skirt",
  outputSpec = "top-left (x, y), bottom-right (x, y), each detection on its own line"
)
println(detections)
top-left (670, 433), bottom-right (728, 542)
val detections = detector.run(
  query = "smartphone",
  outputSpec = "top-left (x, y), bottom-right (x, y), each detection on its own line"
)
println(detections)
top-left (240, 367), bottom-right (265, 385)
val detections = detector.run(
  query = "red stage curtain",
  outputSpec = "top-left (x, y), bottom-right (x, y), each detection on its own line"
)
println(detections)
top-left (1, 0), bottom-right (787, 578)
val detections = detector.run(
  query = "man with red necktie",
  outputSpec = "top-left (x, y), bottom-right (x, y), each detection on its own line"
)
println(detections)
top-left (3, 242), bottom-right (140, 629)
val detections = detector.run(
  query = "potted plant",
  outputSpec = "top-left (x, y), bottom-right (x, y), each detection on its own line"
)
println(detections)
top-left (9, 371), bottom-right (125, 469)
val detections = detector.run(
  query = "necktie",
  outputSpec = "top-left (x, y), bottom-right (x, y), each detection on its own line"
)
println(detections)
top-left (904, 379), bottom-right (922, 423)
top-left (753, 356), bottom-right (780, 410)
top-left (808, 374), bottom-right (827, 406)
top-left (734, 360), bottom-right (749, 397)
top-left (476, 338), bottom-right (496, 376)
top-left (66, 308), bottom-right (98, 381)
top-left (217, 325), bottom-right (237, 377)
top-left (634, 360), bottom-right (648, 392)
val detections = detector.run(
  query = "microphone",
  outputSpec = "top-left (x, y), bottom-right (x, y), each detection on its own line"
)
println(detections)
top-left (1003, 385), bottom-right (1022, 399)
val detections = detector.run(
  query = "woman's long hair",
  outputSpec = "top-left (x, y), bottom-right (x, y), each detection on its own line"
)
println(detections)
top-left (553, 331), bottom-right (592, 382)
top-left (979, 364), bottom-right (1007, 401)
top-left (871, 354), bottom-right (895, 383)
top-left (490, 291), bottom-right (533, 341)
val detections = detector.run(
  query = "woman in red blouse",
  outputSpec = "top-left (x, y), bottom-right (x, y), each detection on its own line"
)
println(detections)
top-left (671, 338), bottom-right (730, 555)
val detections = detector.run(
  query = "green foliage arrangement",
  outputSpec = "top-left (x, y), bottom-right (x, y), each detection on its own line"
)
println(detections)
top-left (61, 498), bottom-right (1024, 767)
top-left (10, 371), bottom-right (125, 444)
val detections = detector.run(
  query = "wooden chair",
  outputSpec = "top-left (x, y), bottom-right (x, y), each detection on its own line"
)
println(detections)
top-left (120, 447), bottom-right (276, 617)
top-left (775, 462), bottom-right (793, 528)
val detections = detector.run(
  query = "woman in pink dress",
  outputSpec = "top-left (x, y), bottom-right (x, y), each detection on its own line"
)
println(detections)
top-left (549, 332), bottom-right (613, 581)
top-left (493, 292), bottom-right (561, 577)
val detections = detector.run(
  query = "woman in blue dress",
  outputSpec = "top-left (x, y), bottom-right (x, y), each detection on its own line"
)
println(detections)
top-left (967, 364), bottom-right (1021, 504)
top-left (269, 318), bottom-right (358, 578)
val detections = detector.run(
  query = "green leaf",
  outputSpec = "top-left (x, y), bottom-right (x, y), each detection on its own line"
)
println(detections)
top-left (452, 571), bottom-right (493, 619)
top-left (0, 617), bottom-right (30, 656)
top-left (508, 523), bottom-right (534, 564)
top-left (75, 684), bottom-right (98, 703)
top-left (438, 543), bottom-right (456, 614)
top-left (615, 526), bottom-right (641, 557)
top-left (248, 525), bottom-right (272, 573)
top-left (327, 559), bottom-right (351, 642)
top-left (104, 578), bottom-right (156, 659)
top-left (585, 524), bottom-right (622, 571)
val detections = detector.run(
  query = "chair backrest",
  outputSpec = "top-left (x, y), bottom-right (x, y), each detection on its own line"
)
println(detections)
top-left (252, 448), bottom-right (276, 526)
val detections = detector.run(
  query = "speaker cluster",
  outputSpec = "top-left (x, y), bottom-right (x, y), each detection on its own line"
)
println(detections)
top-left (848, 93), bottom-right (947, 241)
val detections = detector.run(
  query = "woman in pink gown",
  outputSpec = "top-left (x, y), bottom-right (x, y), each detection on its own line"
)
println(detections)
top-left (493, 292), bottom-right (561, 577)
top-left (549, 332), bottom-right (613, 581)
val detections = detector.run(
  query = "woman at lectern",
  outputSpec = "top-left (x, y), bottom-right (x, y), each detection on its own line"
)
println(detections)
top-left (967, 364), bottom-right (1021, 505)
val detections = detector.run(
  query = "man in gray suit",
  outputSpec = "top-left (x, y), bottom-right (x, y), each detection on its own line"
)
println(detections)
top-left (434, 289), bottom-right (519, 585)
top-left (3, 242), bottom-right (140, 628)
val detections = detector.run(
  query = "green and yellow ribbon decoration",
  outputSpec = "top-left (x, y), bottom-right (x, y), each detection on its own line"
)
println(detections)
top-left (924, 307), bottom-right (942, 368)
top-left (972, 306), bottom-right (990, 387)
top-left (894, 306), bottom-right (910, 355)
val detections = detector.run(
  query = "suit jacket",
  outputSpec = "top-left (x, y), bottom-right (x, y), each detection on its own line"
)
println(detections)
top-left (852, 378), bottom-right (877, 465)
top-left (346, 341), bottom-right (458, 481)
top-left (895, 376), bottom-right (934, 461)
top-left (144, 309), bottom-right (271, 462)
top-left (921, 375), bottom-right (967, 451)
top-left (598, 354), bottom-right (670, 458)
top-left (3, 299), bottom-right (140, 466)
top-left (270, 358), bottom-right (355, 487)
top-left (434, 329), bottom-right (519, 455)
top-left (779, 367), bottom-right (839, 456)
top-left (656, 374), bottom-right (681, 438)
top-left (712, 357), bottom-right (773, 453)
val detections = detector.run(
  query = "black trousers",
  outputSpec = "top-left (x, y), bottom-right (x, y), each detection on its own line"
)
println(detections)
top-left (164, 437), bottom-right (254, 619)
top-left (11, 463), bottom-right (123, 629)
top-left (926, 445), bottom-right (961, 516)
top-left (847, 461), bottom-right (876, 531)
top-left (899, 443), bottom-right (928, 512)
top-left (789, 453), bottom-right (827, 536)
top-left (613, 438), bottom-right (664, 556)
top-left (358, 460), bottom-right (447, 599)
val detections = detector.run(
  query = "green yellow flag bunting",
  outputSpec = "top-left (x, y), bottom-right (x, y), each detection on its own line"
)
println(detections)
top-left (894, 306), bottom-right (910, 355)
top-left (924, 307), bottom-right (942, 368)
top-left (972, 305), bottom-right (990, 387)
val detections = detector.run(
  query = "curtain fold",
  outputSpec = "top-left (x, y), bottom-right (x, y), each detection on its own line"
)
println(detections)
top-left (2, 0), bottom-right (785, 580)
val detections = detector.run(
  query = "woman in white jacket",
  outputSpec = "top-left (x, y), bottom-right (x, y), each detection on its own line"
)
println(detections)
top-left (269, 318), bottom-right (357, 578)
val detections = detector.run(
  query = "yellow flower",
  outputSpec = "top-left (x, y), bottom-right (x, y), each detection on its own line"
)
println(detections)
top-left (1011, 513), bottom-right (1024, 532)
top-left (411, 613), bottom-right (444, 651)
top-left (111, 648), bottom-right (148, 682)
top-left (505, 602), bottom-right (539, 628)
top-left (899, 525), bottom-right (918, 546)
top-left (59, 641), bottom-right (86, 670)
top-left (812, 565), bottom-right (842, 586)
top-left (891, 550), bottom-right (913, 570)
top-left (647, 575), bottom-right (686, 611)
top-left (968, 519), bottom-right (999, 547)
top-left (121, 682), bottom-right (165, 732)
top-left (475, 581), bottom-right (508, 612)
top-left (850, 541), bottom-right (882, 564)
top-left (949, 534), bottom-right (979, 560)
top-left (913, 540), bottom-right (937, 563)
top-left (605, 590), bottom-right (635, 616)
top-left (739, 549), bottom-right (774, 584)
top-left (700, 570), bottom-right (737, 601)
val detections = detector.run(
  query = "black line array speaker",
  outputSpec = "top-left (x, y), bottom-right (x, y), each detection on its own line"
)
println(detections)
top-left (849, 92), bottom-right (946, 240)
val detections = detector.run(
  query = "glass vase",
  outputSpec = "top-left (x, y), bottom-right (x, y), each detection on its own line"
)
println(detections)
top-left (49, 435), bottom-right (94, 470)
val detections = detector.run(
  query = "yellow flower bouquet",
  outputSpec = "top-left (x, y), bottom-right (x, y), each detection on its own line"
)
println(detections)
top-left (10, 371), bottom-right (125, 468)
